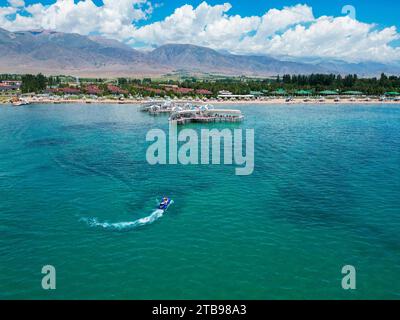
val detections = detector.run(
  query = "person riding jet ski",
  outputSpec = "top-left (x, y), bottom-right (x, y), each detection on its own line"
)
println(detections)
top-left (159, 197), bottom-right (171, 210)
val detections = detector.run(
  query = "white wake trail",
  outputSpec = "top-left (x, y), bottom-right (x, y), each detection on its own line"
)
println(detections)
top-left (82, 209), bottom-right (165, 230)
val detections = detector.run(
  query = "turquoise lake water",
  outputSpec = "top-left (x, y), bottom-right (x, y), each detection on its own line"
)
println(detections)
top-left (0, 103), bottom-right (399, 300)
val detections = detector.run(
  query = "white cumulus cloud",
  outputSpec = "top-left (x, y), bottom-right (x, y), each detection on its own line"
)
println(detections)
top-left (0, 0), bottom-right (153, 41)
top-left (0, 0), bottom-right (399, 63)
top-left (261, 16), bottom-right (400, 63)
top-left (8, 0), bottom-right (25, 8)
top-left (130, 2), bottom-right (262, 49)
top-left (130, 2), bottom-right (400, 63)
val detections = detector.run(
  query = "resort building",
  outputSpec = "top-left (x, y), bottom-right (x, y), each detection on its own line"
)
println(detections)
top-left (195, 89), bottom-right (213, 95)
top-left (1, 80), bottom-right (22, 87)
top-left (0, 85), bottom-right (17, 92)
top-left (218, 90), bottom-right (233, 95)
top-left (60, 87), bottom-right (81, 94)
top-left (107, 84), bottom-right (128, 95)
top-left (164, 86), bottom-right (194, 95)
top-left (85, 85), bottom-right (102, 95)
top-left (0, 80), bottom-right (21, 93)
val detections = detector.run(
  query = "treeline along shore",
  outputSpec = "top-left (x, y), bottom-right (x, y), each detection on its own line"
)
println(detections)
top-left (1, 73), bottom-right (400, 104)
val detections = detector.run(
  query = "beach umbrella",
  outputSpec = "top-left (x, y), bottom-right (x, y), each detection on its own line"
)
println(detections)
top-left (385, 91), bottom-right (400, 96)
top-left (295, 90), bottom-right (312, 96)
top-left (319, 90), bottom-right (339, 95)
top-left (271, 89), bottom-right (287, 95)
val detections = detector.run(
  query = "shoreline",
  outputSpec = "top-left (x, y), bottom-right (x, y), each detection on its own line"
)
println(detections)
top-left (1, 98), bottom-right (400, 106)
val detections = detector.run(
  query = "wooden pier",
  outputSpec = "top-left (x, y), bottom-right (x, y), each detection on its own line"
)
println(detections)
top-left (170, 109), bottom-right (244, 125)
top-left (175, 115), bottom-right (243, 125)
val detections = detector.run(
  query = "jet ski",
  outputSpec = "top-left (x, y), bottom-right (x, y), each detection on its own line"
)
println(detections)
top-left (159, 197), bottom-right (172, 210)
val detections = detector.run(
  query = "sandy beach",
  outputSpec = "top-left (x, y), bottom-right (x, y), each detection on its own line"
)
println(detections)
top-left (2, 97), bottom-right (400, 105)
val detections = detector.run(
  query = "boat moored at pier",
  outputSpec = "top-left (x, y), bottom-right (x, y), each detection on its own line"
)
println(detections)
top-left (169, 108), bottom-right (244, 125)
top-left (140, 101), bottom-right (209, 115)
top-left (11, 98), bottom-right (30, 106)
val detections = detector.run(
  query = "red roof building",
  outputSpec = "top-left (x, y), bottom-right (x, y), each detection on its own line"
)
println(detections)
top-left (107, 84), bottom-right (128, 95)
top-left (44, 87), bottom-right (80, 94)
top-left (132, 85), bottom-right (164, 94)
top-left (144, 87), bottom-right (163, 94)
top-left (163, 87), bottom-right (194, 94)
top-left (85, 85), bottom-right (102, 95)
top-left (195, 89), bottom-right (213, 95)
top-left (60, 87), bottom-right (81, 94)
top-left (176, 88), bottom-right (194, 94)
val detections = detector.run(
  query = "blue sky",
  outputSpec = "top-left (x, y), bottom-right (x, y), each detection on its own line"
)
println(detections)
top-left (3, 0), bottom-right (398, 29)
top-left (1, 0), bottom-right (399, 62)
top-left (153, 0), bottom-right (400, 29)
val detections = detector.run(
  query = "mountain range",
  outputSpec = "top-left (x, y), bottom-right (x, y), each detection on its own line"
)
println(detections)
top-left (0, 28), bottom-right (399, 77)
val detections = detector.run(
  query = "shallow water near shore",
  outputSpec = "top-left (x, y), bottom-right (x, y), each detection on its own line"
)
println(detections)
top-left (0, 103), bottom-right (399, 299)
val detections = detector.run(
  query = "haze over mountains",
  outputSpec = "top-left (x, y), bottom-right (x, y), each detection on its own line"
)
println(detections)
top-left (0, 28), bottom-right (399, 77)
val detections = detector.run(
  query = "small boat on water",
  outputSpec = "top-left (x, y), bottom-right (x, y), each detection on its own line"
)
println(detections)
top-left (12, 98), bottom-right (30, 106)
top-left (159, 197), bottom-right (172, 211)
